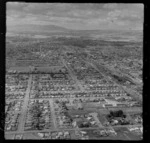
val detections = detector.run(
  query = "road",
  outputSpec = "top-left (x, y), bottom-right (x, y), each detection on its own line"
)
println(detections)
top-left (89, 112), bottom-right (103, 128)
top-left (5, 123), bottom-right (142, 135)
top-left (49, 100), bottom-right (57, 130)
top-left (60, 55), bottom-right (85, 92)
top-left (17, 74), bottom-right (32, 132)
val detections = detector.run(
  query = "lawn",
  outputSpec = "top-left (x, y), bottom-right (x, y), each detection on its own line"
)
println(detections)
top-left (5, 134), bottom-right (15, 140)
top-left (80, 128), bottom-right (129, 140)
top-left (97, 113), bottom-right (108, 125)
top-left (113, 127), bottom-right (142, 140)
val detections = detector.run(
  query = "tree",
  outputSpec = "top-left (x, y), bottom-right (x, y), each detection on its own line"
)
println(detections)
top-left (109, 110), bottom-right (124, 117)
top-left (0, 107), bottom-right (4, 131)
top-left (110, 110), bottom-right (113, 117)
top-left (117, 110), bottom-right (124, 117)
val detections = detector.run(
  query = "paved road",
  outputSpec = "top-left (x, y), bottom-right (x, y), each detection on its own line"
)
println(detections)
top-left (17, 75), bottom-right (32, 132)
top-left (5, 123), bottom-right (142, 135)
top-left (49, 99), bottom-right (57, 130)
top-left (60, 56), bottom-right (85, 92)
top-left (90, 112), bottom-right (104, 128)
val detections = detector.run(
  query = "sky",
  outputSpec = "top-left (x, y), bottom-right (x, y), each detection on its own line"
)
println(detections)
top-left (7, 3), bottom-right (144, 30)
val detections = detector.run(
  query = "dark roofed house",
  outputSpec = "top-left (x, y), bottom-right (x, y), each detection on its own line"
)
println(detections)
top-left (105, 104), bottom-right (113, 107)
top-left (117, 103), bottom-right (127, 107)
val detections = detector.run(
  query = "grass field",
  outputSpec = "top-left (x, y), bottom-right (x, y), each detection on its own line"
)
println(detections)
top-left (97, 113), bottom-right (107, 125)
top-left (80, 128), bottom-right (130, 140)
top-left (113, 127), bottom-right (142, 140)
top-left (5, 134), bottom-right (15, 140)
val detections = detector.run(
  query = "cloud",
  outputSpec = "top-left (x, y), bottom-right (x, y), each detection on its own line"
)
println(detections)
top-left (108, 9), bottom-right (143, 23)
top-left (103, 3), bottom-right (118, 9)
top-left (6, 3), bottom-right (143, 30)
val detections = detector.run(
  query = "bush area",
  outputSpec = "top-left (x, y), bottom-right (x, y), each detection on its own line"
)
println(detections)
top-left (107, 110), bottom-right (126, 118)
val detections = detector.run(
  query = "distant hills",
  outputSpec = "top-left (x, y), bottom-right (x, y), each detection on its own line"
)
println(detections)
top-left (7, 24), bottom-right (143, 35)
top-left (7, 24), bottom-right (72, 34)
top-left (6, 24), bottom-right (143, 42)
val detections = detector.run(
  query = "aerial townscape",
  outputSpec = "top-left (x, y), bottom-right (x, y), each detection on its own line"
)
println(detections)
top-left (5, 3), bottom-right (143, 140)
